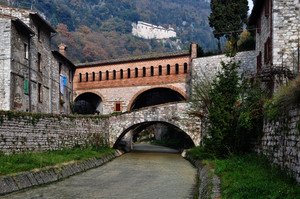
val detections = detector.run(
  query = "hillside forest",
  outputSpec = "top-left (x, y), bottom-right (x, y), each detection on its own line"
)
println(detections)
top-left (0, 0), bottom-right (218, 63)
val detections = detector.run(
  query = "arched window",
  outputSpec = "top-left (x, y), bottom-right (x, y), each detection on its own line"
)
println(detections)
top-left (106, 70), bottom-right (109, 80)
top-left (159, 65), bottom-right (162, 76)
top-left (120, 69), bottom-right (123, 79)
top-left (86, 72), bottom-right (88, 81)
top-left (135, 68), bottom-right (138, 78)
top-left (79, 73), bottom-right (82, 82)
top-left (92, 72), bottom-right (95, 81)
top-left (127, 68), bottom-right (131, 78)
top-left (151, 66), bottom-right (154, 76)
top-left (143, 67), bottom-right (146, 77)
top-left (184, 63), bottom-right (188, 73)
top-left (99, 71), bottom-right (102, 81)
top-left (175, 64), bottom-right (179, 74)
top-left (113, 70), bottom-right (116, 79)
top-left (167, 64), bottom-right (170, 75)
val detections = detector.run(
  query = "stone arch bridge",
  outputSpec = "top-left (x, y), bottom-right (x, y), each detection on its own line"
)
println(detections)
top-left (107, 102), bottom-right (201, 151)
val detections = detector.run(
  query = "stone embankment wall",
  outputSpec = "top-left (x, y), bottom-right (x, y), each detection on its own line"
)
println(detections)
top-left (0, 112), bottom-right (110, 154)
top-left (0, 150), bottom-right (122, 196)
top-left (256, 108), bottom-right (300, 183)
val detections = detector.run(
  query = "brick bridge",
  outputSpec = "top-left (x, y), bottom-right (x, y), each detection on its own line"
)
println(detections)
top-left (108, 102), bottom-right (201, 151)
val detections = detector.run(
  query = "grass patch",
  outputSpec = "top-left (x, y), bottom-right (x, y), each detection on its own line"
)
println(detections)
top-left (0, 147), bottom-right (115, 175)
top-left (209, 154), bottom-right (300, 199)
top-left (186, 149), bottom-right (300, 198)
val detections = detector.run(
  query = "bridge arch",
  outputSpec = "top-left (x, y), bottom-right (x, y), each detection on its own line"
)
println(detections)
top-left (127, 86), bottom-right (187, 111)
top-left (73, 91), bottom-right (105, 114)
top-left (108, 102), bottom-right (201, 150)
top-left (113, 121), bottom-right (195, 151)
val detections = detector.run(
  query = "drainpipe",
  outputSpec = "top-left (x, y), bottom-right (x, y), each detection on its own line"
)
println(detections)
top-left (50, 32), bottom-right (57, 114)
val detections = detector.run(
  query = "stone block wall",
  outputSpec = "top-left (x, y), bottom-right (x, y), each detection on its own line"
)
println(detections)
top-left (0, 18), bottom-right (11, 111)
top-left (273, 0), bottom-right (300, 71)
top-left (192, 51), bottom-right (257, 79)
top-left (256, 108), bottom-right (300, 183)
top-left (0, 112), bottom-right (110, 154)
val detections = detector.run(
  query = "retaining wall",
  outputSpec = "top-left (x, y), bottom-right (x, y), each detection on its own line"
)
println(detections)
top-left (256, 108), bottom-right (300, 183)
top-left (0, 112), bottom-right (110, 154)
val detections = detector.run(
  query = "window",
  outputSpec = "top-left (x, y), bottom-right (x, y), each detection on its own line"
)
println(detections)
top-left (106, 70), bottom-right (109, 80)
top-left (24, 43), bottom-right (28, 59)
top-left (24, 79), bottom-right (29, 94)
top-left (92, 72), bottom-right (95, 81)
top-left (120, 69), bottom-right (123, 79)
top-left (159, 65), bottom-right (162, 76)
top-left (79, 73), bottom-right (82, 82)
top-left (99, 71), bottom-right (102, 81)
top-left (135, 68), bottom-right (138, 78)
top-left (257, 18), bottom-right (261, 33)
top-left (86, 72), bottom-right (88, 82)
top-left (113, 70), bottom-right (116, 79)
top-left (184, 63), bottom-right (188, 73)
top-left (167, 64), bottom-right (170, 75)
top-left (69, 70), bottom-right (72, 83)
top-left (151, 66), bottom-right (154, 76)
top-left (175, 64), bottom-right (179, 74)
top-left (115, 102), bottom-right (121, 112)
top-left (143, 67), bottom-right (146, 77)
top-left (257, 52), bottom-right (262, 71)
top-left (127, 68), bottom-right (131, 78)
top-left (265, 0), bottom-right (270, 17)
top-left (264, 37), bottom-right (271, 64)
top-left (38, 53), bottom-right (42, 72)
top-left (59, 63), bottom-right (62, 74)
top-left (38, 83), bottom-right (42, 103)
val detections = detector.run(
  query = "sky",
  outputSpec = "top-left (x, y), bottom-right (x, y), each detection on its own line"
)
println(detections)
top-left (248, 0), bottom-right (254, 15)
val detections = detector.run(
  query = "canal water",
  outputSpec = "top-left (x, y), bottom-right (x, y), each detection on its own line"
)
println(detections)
top-left (3, 144), bottom-right (197, 199)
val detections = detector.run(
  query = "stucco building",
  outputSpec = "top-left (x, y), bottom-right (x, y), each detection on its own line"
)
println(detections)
top-left (0, 5), bottom-right (75, 114)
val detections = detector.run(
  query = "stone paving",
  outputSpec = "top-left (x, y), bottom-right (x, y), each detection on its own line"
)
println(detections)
top-left (3, 144), bottom-right (197, 199)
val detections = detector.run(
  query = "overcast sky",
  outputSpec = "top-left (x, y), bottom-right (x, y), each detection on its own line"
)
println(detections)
top-left (248, 0), bottom-right (254, 14)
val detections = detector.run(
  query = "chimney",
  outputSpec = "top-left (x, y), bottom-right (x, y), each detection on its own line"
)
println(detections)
top-left (58, 43), bottom-right (67, 56)
top-left (190, 42), bottom-right (198, 59)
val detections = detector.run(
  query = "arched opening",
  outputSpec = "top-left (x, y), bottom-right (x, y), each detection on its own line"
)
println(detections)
top-left (167, 64), bottom-right (170, 75)
top-left (120, 69), bottom-right (123, 79)
top-left (130, 87), bottom-right (185, 110)
top-left (175, 64), bottom-right (179, 74)
top-left (114, 121), bottom-right (195, 152)
top-left (159, 65), bottom-right (162, 76)
top-left (92, 72), bottom-right (95, 81)
top-left (135, 68), bottom-right (138, 78)
top-left (73, 92), bottom-right (103, 115)
top-left (106, 70), bottom-right (109, 80)
top-left (151, 66), bottom-right (154, 76)
top-left (99, 71), bottom-right (102, 81)
top-left (143, 67), bottom-right (146, 77)
top-left (127, 68), bottom-right (131, 78)
top-left (86, 72), bottom-right (88, 82)
top-left (113, 70), bottom-right (116, 79)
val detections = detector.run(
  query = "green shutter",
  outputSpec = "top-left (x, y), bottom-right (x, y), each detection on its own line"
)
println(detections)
top-left (24, 79), bottom-right (29, 94)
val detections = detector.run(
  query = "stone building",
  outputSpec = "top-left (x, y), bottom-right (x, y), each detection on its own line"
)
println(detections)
top-left (0, 5), bottom-right (75, 114)
top-left (248, 0), bottom-right (300, 91)
top-left (132, 21), bottom-right (177, 39)
top-left (73, 43), bottom-right (198, 115)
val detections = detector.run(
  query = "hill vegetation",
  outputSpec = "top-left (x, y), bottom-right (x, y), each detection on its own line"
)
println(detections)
top-left (0, 0), bottom-right (217, 63)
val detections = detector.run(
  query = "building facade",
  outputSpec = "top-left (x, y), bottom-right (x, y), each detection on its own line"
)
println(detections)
top-left (0, 5), bottom-right (75, 114)
top-left (249, 0), bottom-right (300, 91)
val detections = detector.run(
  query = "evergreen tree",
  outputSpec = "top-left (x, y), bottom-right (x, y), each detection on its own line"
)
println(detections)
top-left (208, 0), bottom-right (248, 54)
